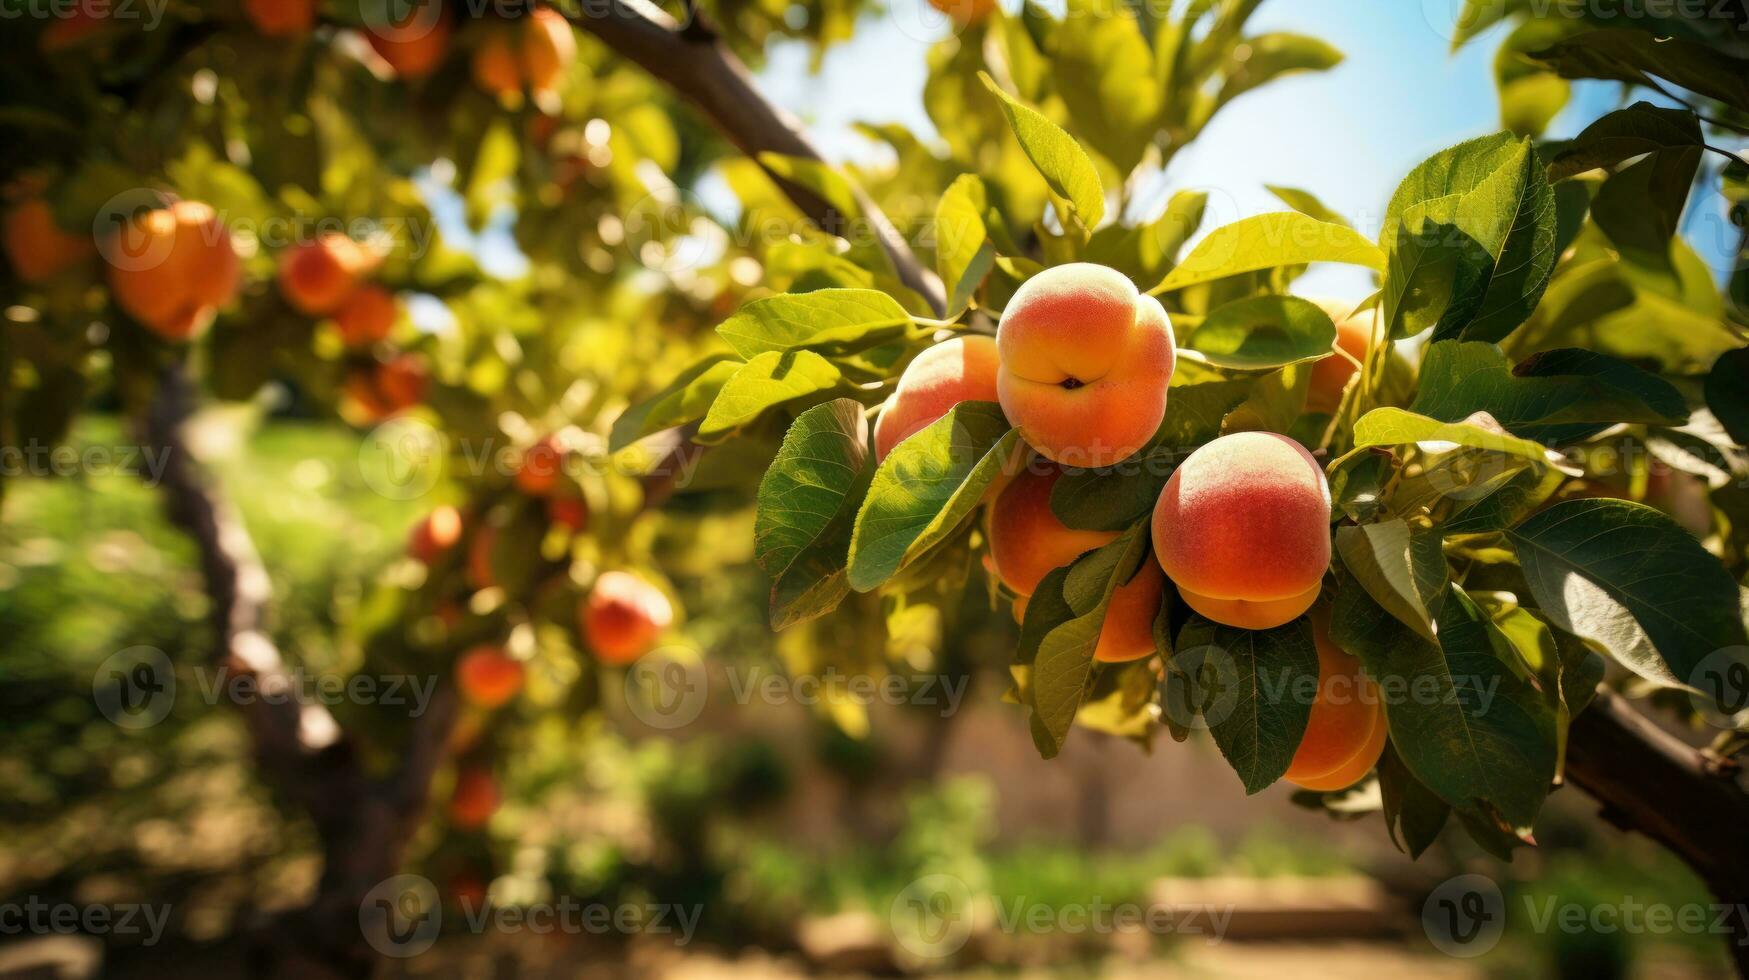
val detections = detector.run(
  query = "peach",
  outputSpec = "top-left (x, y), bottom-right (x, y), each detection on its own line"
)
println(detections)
top-left (547, 496), bottom-right (589, 532)
top-left (344, 353), bottom-right (428, 423)
top-left (455, 646), bottom-right (524, 709)
top-left (407, 505), bottom-right (463, 564)
top-left (365, 3), bottom-right (452, 79)
top-left (278, 233), bottom-right (375, 315)
top-left (449, 768), bottom-right (499, 829)
top-left (928, 0), bottom-right (997, 26)
top-left (1305, 299), bottom-right (1375, 415)
top-left (334, 284), bottom-right (397, 346)
top-left (3, 197), bottom-right (94, 283)
top-left (989, 463), bottom-right (1165, 663)
top-left (470, 32), bottom-right (521, 95)
top-left (873, 335), bottom-right (1001, 460)
top-left (1283, 611), bottom-right (1385, 790)
top-left (1152, 432), bottom-right (1331, 629)
top-left (105, 201), bottom-right (241, 341)
top-left (581, 571), bottom-right (673, 665)
top-left (514, 435), bottom-right (567, 496)
top-left (243, 0), bottom-right (315, 37)
top-left (996, 263), bottom-right (1176, 467)
top-left (470, 7), bottom-right (575, 98)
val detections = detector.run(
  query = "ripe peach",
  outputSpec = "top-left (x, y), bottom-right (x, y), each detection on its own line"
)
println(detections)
top-left (873, 335), bottom-right (1001, 460)
top-left (343, 353), bottom-right (428, 422)
top-left (1283, 611), bottom-right (1385, 790)
top-left (928, 0), bottom-right (997, 26)
top-left (365, 3), bottom-right (452, 79)
top-left (514, 435), bottom-right (567, 496)
top-left (450, 768), bottom-right (499, 829)
top-left (1152, 432), bottom-right (1331, 629)
top-left (581, 571), bottom-right (673, 665)
top-left (277, 234), bottom-right (374, 315)
top-left (1305, 299), bottom-right (1375, 415)
top-left (243, 0), bottom-right (315, 36)
top-left (455, 646), bottom-right (524, 709)
top-left (334, 284), bottom-right (397, 346)
top-left (407, 505), bottom-right (463, 564)
top-left (996, 263), bottom-right (1176, 467)
top-left (470, 8), bottom-right (574, 98)
top-left (105, 201), bottom-right (241, 341)
top-left (989, 463), bottom-right (1166, 663)
top-left (3, 197), bottom-right (93, 283)
top-left (470, 32), bottom-right (521, 95)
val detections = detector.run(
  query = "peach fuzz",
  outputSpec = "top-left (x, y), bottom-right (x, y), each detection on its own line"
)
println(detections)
top-left (996, 263), bottom-right (1175, 468)
top-left (582, 571), bottom-right (673, 666)
top-left (455, 646), bottom-right (525, 709)
top-left (278, 234), bottom-right (375, 316)
top-left (1152, 431), bottom-right (1331, 630)
top-left (1283, 611), bottom-right (1385, 790)
top-left (1305, 299), bottom-right (1375, 415)
top-left (105, 201), bottom-right (241, 341)
top-left (989, 463), bottom-right (1165, 664)
top-left (873, 336), bottom-right (1001, 460)
top-left (3, 198), bottom-right (94, 283)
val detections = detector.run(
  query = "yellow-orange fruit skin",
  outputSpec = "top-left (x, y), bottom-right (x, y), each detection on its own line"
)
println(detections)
top-left (519, 7), bottom-right (576, 95)
top-left (407, 505), bottom-right (463, 563)
top-left (582, 571), bottom-right (673, 666)
top-left (343, 355), bottom-right (428, 423)
top-left (873, 336), bottom-right (1001, 460)
top-left (1283, 611), bottom-right (1385, 789)
top-left (278, 234), bottom-right (372, 315)
top-left (3, 198), bottom-right (94, 283)
top-left (988, 464), bottom-right (1118, 598)
top-left (1305, 299), bottom-right (1375, 415)
top-left (928, 0), bottom-right (997, 26)
top-left (334, 284), bottom-right (397, 346)
top-left (106, 201), bottom-right (241, 341)
top-left (514, 435), bottom-right (566, 496)
top-left (470, 32), bottom-right (521, 95)
top-left (449, 769), bottom-right (499, 829)
top-left (366, 8), bottom-right (452, 79)
top-left (989, 463), bottom-right (1164, 662)
top-left (455, 646), bottom-right (525, 709)
top-left (244, 0), bottom-right (315, 36)
top-left (996, 263), bottom-right (1176, 468)
top-left (1152, 432), bottom-right (1331, 630)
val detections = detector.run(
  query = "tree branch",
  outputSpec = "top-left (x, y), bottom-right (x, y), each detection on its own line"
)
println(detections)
top-left (568, 0), bottom-right (947, 316)
top-left (1565, 688), bottom-right (1749, 976)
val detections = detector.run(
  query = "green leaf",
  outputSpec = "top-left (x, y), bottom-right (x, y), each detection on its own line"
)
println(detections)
top-left (846, 403), bottom-right (1015, 592)
top-left (1173, 614), bottom-right (1320, 795)
top-left (1156, 213), bottom-right (1384, 293)
top-left (698, 350), bottom-right (844, 439)
top-left (1331, 574), bottom-right (1556, 828)
top-left (1508, 499), bottom-right (1749, 691)
top-left (1495, 19), bottom-right (1574, 139)
top-left (1031, 526), bottom-right (1150, 758)
top-left (1049, 0), bottom-right (1161, 175)
top-left (1265, 185), bottom-right (1351, 227)
top-left (1185, 295), bottom-right (1338, 371)
top-left (1546, 102), bottom-right (1702, 181)
top-left (1412, 341), bottom-right (1687, 445)
top-left (979, 72), bottom-right (1106, 229)
top-left (1216, 33), bottom-right (1343, 107)
top-left (715, 289), bottom-right (913, 360)
top-left (935, 174), bottom-right (996, 314)
top-left (1447, 0), bottom-right (1529, 51)
top-left (610, 354), bottom-right (742, 451)
top-left (1590, 144), bottom-right (1702, 279)
top-left (756, 152), bottom-right (863, 220)
top-left (755, 400), bottom-right (875, 629)
top-left (1381, 133), bottom-right (1557, 343)
top-left (1378, 742), bottom-right (1450, 859)
top-left (1334, 520), bottom-right (1449, 643)
top-left (1156, 369), bottom-right (1256, 447)
top-left (1530, 29), bottom-right (1749, 115)
top-left (1050, 447), bottom-right (1180, 533)
top-left (1351, 408), bottom-right (1553, 464)
top-left (1705, 347), bottom-right (1749, 447)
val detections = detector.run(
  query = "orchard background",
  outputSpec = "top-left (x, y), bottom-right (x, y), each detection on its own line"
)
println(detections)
top-left (3, 0), bottom-right (1749, 977)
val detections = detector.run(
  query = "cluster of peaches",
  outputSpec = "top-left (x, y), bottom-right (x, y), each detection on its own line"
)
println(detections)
top-left (876, 263), bottom-right (1381, 792)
